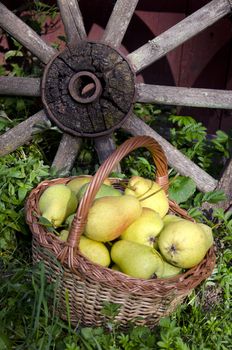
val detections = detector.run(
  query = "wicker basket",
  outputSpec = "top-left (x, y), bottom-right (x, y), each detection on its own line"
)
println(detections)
top-left (25, 136), bottom-right (216, 329)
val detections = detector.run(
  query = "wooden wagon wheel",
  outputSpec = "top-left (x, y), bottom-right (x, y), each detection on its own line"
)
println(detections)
top-left (1, 0), bottom-right (232, 202)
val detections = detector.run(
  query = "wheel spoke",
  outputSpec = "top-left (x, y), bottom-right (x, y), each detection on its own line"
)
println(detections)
top-left (0, 110), bottom-right (48, 156)
top-left (136, 84), bottom-right (232, 110)
top-left (128, 0), bottom-right (231, 72)
top-left (101, 0), bottom-right (139, 48)
top-left (52, 133), bottom-right (82, 174)
top-left (122, 113), bottom-right (218, 193)
top-left (0, 3), bottom-right (56, 64)
top-left (57, 0), bottom-right (86, 43)
top-left (94, 135), bottom-right (121, 172)
top-left (0, 77), bottom-right (41, 97)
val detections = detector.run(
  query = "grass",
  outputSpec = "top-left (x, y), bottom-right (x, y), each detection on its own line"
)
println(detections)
top-left (0, 247), bottom-right (231, 349)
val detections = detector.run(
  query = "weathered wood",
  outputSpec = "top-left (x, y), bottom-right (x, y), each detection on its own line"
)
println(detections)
top-left (128, 0), bottom-right (232, 73)
top-left (0, 2), bottom-right (56, 64)
top-left (52, 133), bottom-right (82, 174)
top-left (42, 41), bottom-right (135, 137)
top-left (136, 84), bottom-right (232, 110)
top-left (57, 0), bottom-right (86, 43)
top-left (203, 158), bottom-right (232, 211)
top-left (94, 135), bottom-right (121, 173)
top-left (122, 114), bottom-right (218, 193)
top-left (101, 0), bottom-right (139, 48)
top-left (0, 110), bottom-right (48, 156)
top-left (0, 76), bottom-right (41, 97)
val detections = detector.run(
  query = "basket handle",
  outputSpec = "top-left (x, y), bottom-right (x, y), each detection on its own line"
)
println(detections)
top-left (67, 135), bottom-right (168, 250)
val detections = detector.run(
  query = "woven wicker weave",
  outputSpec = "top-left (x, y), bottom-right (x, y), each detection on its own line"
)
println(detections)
top-left (25, 136), bottom-right (216, 329)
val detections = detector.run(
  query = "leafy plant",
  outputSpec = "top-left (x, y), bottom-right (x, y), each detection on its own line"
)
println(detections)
top-left (168, 115), bottom-right (231, 177)
top-left (0, 147), bottom-right (50, 255)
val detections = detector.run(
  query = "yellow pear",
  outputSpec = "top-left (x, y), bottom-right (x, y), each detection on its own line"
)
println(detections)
top-left (84, 195), bottom-right (142, 242)
top-left (67, 176), bottom-right (111, 195)
top-left (125, 176), bottom-right (169, 218)
top-left (111, 240), bottom-right (164, 279)
top-left (38, 184), bottom-right (78, 227)
top-left (197, 223), bottom-right (214, 250)
top-left (120, 207), bottom-right (163, 248)
top-left (161, 261), bottom-right (182, 278)
top-left (77, 183), bottom-right (121, 201)
top-left (158, 220), bottom-right (209, 268)
top-left (163, 214), bottom-right (183, 226)
top-left (79, 236), bottom-right (111, 267)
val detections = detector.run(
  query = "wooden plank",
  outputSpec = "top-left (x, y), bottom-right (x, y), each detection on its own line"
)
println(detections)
top-left (221, 20), bottom-right (232, 131)
top-left (94, 135), bottom-right (121, 173)
top-left (128, 0), bottom-right (231, 73)
top-left (101, 0), bottom-right (139, 48)
top-left (0, 76), bottom-right (40, 96)
top-left (57, 0), bottom-right (86, 43)
top-left (52, 133), bottom-right (82, 174)
top-left (122, 113), bottom-right (218, 193)
top-left (0, 110), bottom-right (48, 156)
top-left (136, 84), bottom-right (232, 109)
top-left (0, 2), bottom-right (56, 64)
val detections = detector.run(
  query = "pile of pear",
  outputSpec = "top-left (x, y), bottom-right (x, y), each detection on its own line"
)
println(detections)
top-left (38, 175), bottom-right (214, 280)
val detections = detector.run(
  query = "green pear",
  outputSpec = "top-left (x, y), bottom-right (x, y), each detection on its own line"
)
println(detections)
top-left (85, 195), bottom-right (142, 242)
top-left (111, 240), bottom-right (164, 279)
top-left (197, 223), bottom-right (214, 250)
top-left (39, 184), bottom-right (78, 227)
top-left (163, 214), bottom-right (183, 226)
top-left (125, 176), bottom-right (169, 218)
top-left (67, 176), bottom-right (111, 195)
top-left (59, 229), bottom-right (69, 241)
top-left (77, 183), bottom-right (122, 201)
top-left (79, 236), bottom-right (111, 267)
top-left (158, 220), bottom-right (209, 269)
top-left (120, 207), bottom-right (163, 248)
top-left (161, 261), bottom-right (182, 278)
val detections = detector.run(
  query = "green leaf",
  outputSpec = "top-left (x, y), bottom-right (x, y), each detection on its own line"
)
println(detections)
top-left (168, 115), bottom-right (195, 127)
top-left (5, 50), bottom-right (23, 60)
top-left (0, 332), bottom-right (12, 349)
top-left (37, 216), bottom-right (61, 236)
top-left (7, 169), bottom-right (24, 178)
top-left (202, 190), bottom-right (226, 204)
top-left (188, 207), bottom-right (203, 220)
top-left (10, 63), bottom-right (24, 77)
top-left (18, 187), bottom-right (28, 201)
top-left (168, 176), bottom-right (196, 204)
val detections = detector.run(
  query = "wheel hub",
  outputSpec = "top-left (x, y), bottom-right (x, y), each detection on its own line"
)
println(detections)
top-left (41, 41), bottom-right (135, 137)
